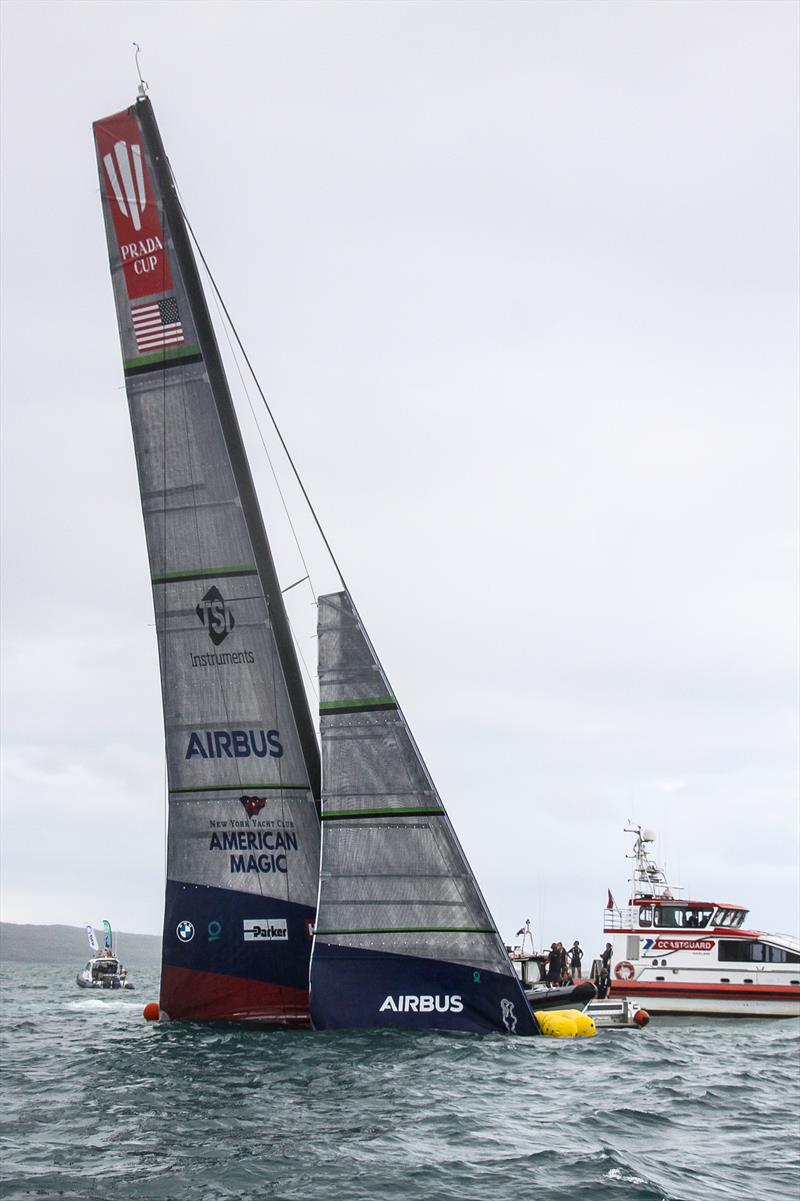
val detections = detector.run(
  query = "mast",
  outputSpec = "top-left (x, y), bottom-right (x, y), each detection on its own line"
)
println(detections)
top-left (135, 96), bottom-right (320, 801)
top-left (93, 94), bottom-right (322, 1022)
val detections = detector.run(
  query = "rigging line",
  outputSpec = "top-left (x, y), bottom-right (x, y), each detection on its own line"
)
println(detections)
top-left (199, 261), bottom-right (320, 703)
top-left (202, 260), bottom-right (319, 609)
top-left (282, 575), bottom-right (309, 596)
top-left (169, 179), bottom-right (350, 595)
top-left (285, 606), bottom-right (320, 700)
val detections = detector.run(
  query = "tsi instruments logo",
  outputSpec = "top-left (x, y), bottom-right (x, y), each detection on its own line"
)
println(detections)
top-left (379, 995), bottom-right (463, 1014)
top-left (243, 918), bottom-right (288, 942)
top-left (196, 586), bottom-right (235, 646)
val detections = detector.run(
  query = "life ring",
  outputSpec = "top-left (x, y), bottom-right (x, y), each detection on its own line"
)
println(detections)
top-left (614, 961), bottom-right (635, 981)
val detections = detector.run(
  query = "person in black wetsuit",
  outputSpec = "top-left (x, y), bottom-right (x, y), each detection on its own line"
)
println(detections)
top-left (546, 943), bottom-right (561, 986)
top-left (597, 941), bottom-right (613, 998)
top-left (570, 941), bottom-right (583, 979)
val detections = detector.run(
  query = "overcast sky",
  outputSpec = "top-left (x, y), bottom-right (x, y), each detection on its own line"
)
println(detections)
top-left (1, 0), bottom-right (797, 954)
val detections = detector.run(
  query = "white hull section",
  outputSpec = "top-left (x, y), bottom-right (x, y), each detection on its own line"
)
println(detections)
top-left (615, 992), bottom-right (800, 1018)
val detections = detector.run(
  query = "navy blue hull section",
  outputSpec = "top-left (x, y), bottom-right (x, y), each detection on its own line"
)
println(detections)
top-left (310, 943), bottom-right (539, 1035)
top-left (163, 880), bottom-right (315, 990)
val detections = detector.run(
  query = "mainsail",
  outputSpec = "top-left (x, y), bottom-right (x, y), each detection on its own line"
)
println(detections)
top-left (93, 97), bottom-right (321, 1023)
top-left (309, 592), bottom-right (538, 1035)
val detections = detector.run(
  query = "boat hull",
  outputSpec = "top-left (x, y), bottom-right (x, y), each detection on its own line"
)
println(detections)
top-left (76, 976), bottom-right (134, 990)
top-left (610, 982), bottom-right (800, 1017)
top-left (525, 982), bottom-right (597, 1012)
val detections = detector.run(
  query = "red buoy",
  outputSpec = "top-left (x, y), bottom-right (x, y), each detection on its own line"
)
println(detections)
top-left (634, 1008), bottom-right (651, 1027)
top-left (143, 1001), bottom-right (160, 1022)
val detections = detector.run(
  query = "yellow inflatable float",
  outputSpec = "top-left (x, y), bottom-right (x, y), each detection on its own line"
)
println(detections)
top-left (533, 1008), bottom-right (597, 1037)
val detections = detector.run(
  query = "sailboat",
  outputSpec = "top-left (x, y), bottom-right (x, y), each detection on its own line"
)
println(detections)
top-left (92, 88), bottom-right (593, 1037)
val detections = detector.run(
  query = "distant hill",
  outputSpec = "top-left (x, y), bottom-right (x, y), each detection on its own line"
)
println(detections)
top-left (0, 922), bottom-right (161, 965)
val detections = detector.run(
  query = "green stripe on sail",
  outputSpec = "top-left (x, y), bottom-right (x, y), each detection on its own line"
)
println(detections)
top-left (319, 696), bottom-right (397, 712)
top-left (170, 783), bottom-right (310, 794)
top-left (321, 806), bottom-right (445, 821)
top-left (123, 344), bottom-right (202, 370)
top-left (314, 926), bottom-right (495, 935)
top-left (152, 565), bottom-right (257, 584)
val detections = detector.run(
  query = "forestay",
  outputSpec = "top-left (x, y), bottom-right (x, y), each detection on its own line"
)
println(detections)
top-left (93, 99), bottom-right (320, 1023)
top-left (310, 592), bottom-right (537, 1035)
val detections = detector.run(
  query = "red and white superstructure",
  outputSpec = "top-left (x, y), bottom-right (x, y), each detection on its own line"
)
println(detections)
top-left (606, 827), bottom-right (800, 1018)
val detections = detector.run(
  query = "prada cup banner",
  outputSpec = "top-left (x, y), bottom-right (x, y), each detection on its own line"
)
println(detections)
top-left (94, 109), bottom-right (174, 301)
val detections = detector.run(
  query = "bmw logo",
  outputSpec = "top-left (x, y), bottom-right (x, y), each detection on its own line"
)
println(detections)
top-left (176, 920), bottom-right (195, 943)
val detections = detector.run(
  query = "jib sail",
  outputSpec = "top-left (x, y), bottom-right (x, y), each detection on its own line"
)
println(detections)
top-left (93, 97), bottom-right (320, 1023)
top-left (309, 592), bottom-right (537, 1035)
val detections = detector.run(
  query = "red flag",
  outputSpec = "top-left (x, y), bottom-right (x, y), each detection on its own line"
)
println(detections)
top-left (606, 890), bottom-right (616, 909)
top-left (515, 926), bottom-right (526, 936)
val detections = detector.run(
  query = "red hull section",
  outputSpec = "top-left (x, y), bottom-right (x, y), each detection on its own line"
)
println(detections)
top-left (611, 981), bottom-right (800, 1002)
top-left (160, 964), bottom-right (311, 1025)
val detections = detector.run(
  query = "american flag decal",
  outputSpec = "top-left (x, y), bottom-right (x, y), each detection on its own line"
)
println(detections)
top-left (131, 297), bottom-right (185, 352)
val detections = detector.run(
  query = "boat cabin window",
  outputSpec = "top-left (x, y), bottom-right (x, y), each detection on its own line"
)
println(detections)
top-left (653, 906), bottom-right (683, 928)
top-left (714, 909), bottom-right (746, 928)
top-left (638, 906), bottom-right (653, 927)
top-left (718, 940), bottom-right (800, 963)
top-left (653, 906), bottom-right (713, 929)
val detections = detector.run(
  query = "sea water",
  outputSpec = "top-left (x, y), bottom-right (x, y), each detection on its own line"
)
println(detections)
top-left (1, 963), bottom-right (798, 1201)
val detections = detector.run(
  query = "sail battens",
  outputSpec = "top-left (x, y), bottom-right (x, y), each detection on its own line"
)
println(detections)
top-left (144, 499), bottom-right (244, 516)
top-left (321, 807), bottom-right (445, 820)
top-left (151, 565), bottom-right (258, 585)
top-left (123, 346), bottom-right (203, 374)
top-left (319, 696), bottom-right (397, 714)
top-left (315, 927), bottom-right (496, 936)
top-left (324, 872), bottom-right (468, 880)
top-left (170, 784), bottom-right (310, 795)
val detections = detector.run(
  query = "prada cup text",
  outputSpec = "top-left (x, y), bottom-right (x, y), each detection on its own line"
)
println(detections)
top-left (120, 235), bottom-right (164, 276)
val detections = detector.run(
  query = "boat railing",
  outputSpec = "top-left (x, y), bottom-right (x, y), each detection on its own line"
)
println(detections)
top-left (604, 907), bottom-right (636, 930)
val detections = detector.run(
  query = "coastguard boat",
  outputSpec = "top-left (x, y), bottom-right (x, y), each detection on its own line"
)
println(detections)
top-left (605, 827), bottom-right (800, 1017)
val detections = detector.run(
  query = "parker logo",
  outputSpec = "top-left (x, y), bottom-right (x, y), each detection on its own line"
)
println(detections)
top-left (103, 140), bottom-right (147, 231)
top-left (240, 795), bottom-right (268, 818)
top-left (243, 918), bottom-right (288, 942)
top-left (196, 586), bottom-right (235, 646)
top-left (379, 995), bottom-right (464, 1014)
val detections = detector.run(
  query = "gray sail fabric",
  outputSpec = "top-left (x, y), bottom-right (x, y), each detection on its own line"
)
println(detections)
top-left (313, 591), bottom-right (515, 975)
top-left (126, 360), bottom-right (319, 906)
top-left (93, 106), bottom-right (320, 1011)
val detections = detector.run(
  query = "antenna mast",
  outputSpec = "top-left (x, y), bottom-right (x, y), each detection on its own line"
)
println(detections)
top-left (133, 43), bottom-right (148, 98)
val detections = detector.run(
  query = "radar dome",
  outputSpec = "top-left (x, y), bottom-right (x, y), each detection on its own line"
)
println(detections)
top-left (641, 827), bottom-right (657, 843)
